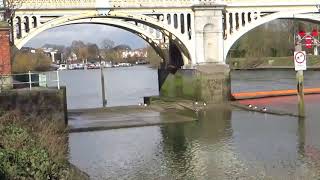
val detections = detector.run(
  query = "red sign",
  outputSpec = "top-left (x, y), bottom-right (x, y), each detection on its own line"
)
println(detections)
top-left (299, 31), bottom-right (306, 38)
top-left (305, 35), bottom-right (313, 49)
top-left (312, 29), bottom-right (318, 37)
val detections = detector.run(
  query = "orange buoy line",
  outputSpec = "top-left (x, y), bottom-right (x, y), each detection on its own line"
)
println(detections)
top-left (232, 88), bottom-right (320, 100)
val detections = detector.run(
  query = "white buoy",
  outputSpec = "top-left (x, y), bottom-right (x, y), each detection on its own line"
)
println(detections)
top-left (203, 102), bottom-right (207, 106)
top-left (195, 102), bottom-right (199, 105)
top-left (262, 107), bottom-right (267, 112)
top-left (248, 104), bottom-right (253, 108)
top-left (144, 104), bottom-right (148, 107)
top-left (254, 106), bottom-right (258, 110)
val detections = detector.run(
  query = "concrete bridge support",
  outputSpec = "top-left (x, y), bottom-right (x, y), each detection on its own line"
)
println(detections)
top-left (160, 5), bottom-right (231, 103)
top-left (193, 5), bottom-right (231, 103)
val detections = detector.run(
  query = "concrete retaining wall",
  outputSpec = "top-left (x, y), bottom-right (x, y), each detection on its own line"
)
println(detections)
top-left (160, 64), bottom-right (231, 103)
top-left (0, 87), bottom-right (68, 125)
top-left (160, 69), bottom-right (201, 100)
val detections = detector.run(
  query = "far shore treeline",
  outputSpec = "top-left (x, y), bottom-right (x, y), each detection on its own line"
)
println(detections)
top-left (12, 38), bottom-right (162, 73)
top-left (227, 19), bottom-right (320, 68)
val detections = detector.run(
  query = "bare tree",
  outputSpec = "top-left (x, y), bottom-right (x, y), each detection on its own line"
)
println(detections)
top-left (3, 0), bottom-right (24, 21)
top-left (101, 38), bottom-right (115, 50)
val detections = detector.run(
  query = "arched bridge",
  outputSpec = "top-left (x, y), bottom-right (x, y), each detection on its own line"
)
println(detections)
top-left (6, 0), bottom-right (320, 66)
top-left (2, 0), bottom-right (320, 102)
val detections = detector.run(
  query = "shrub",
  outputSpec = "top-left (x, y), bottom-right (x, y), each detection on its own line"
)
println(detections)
top-left (0, 111), bottom-right (83, 180)
top-left (12, 51), bottom-right (51, 73)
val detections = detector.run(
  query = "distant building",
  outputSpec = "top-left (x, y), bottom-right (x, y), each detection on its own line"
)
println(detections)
top-left (42, 47), bottom-right (62, 63)
top-left (67, 52), bottom-right (77, 62)
top-left (21, 47), bottom-right (37, 53)
top-left (0, 1), bottom-right (4, 22)
top-left (121, 48), bottom-right (147, 59)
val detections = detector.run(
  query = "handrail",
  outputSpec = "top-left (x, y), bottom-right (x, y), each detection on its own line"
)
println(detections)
top-left (0, 71), bottom-right (60, 92)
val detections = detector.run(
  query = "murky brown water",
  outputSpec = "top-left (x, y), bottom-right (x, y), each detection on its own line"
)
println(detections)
top-left (68, 70), bottom-right (320, 179)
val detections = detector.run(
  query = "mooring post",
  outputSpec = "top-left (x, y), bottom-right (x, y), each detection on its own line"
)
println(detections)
top-left (99, 56), bottom-right (106, 107)
top-left (296, 70), bottom-right (305, 117)
top-left (295, 35), bottom-right (305, 117)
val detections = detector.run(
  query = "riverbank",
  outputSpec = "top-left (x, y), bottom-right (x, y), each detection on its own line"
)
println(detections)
top-left (0, 111), bottom-right (89, 179)
top-left (228, 55), bottom-right (320, 70)
top-left (0, 88), bottom-right (88, 179)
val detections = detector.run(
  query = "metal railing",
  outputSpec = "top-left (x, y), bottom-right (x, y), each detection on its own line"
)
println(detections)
top-left (0, 71), bottom-right (60, 92)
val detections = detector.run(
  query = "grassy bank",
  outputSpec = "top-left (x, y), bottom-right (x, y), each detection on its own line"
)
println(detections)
top-left (228, 55), bottom-right (320, 69)
top-left (0, 111), bottom-right (87, 180)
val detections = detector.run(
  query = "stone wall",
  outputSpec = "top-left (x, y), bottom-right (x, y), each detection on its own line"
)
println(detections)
top-left (0, 27), bottom-right (11, 75)
top-left (160, 69), bottom-right (201, 101)
top-left (196, 64), bottom-right (231, 103)
top-left (0, 87), bottom-right (68, 126)
top-left (160, 64), bottom-right (231, 103)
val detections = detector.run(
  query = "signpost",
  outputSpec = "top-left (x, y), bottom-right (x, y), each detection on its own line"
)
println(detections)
top-left (294, 50), bottom-right (306, 117)
top-left (294, 27), bottom-right (320, 117)
top-left (294, 51), bottom-right (307, 71)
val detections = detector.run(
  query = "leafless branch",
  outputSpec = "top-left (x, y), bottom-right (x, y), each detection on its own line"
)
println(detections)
top-left (3, 0), bottom-right (24, 20)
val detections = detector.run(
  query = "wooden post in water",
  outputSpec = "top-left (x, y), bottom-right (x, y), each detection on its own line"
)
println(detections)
top-left (296, 70), bottom-right (305, 117)
top-left (99, 56), bottom-right (107, 107)
top-left (295, 43), bottom-right (305, 117)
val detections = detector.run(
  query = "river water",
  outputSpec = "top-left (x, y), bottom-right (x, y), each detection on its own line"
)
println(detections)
top-left (48, 66), bottom-right (159, 109)
top-left (65, 67), bottom-right (320, 179)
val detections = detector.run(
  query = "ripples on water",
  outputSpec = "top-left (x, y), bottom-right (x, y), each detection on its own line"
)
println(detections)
top-left (69, 102), bottom-right (320, 179)
top-left (68, 70), bottom-right (320, 179)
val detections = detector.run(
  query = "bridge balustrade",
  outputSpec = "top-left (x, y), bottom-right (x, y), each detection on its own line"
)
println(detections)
top-left (17, 0), bottom-right (226, 9)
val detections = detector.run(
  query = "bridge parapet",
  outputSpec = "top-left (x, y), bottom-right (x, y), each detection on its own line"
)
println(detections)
top-left (17, 0), bottom-right (225, 9)
top-left (19, 0), bottom-right (96, 9)
top-left (110, 0), bottom-right (224, 7)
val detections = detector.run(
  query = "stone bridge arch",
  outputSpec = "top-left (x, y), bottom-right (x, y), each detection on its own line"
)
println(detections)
top-left (15, 17), bottom-right (168, 62)
top-left (13, 11), bottom-right (194, 66)
top-left (223, 8), bottom-right (320, 60)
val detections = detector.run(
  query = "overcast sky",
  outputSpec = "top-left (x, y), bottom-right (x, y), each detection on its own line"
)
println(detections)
top-left (25, 24), bottom-right (147, 49)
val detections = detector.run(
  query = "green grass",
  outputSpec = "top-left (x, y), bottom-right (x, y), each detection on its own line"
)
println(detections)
top-left (228, 55), bottom-right (320, 69)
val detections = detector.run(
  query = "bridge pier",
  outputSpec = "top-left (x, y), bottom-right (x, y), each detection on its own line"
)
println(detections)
top-left (195, 64), bottom-right (231, 103)
top-left (192, 5), bottom-right (231, 103)
top-left (193, 5), bottom-right (225, 64)
top-left (159, 64), bottom-right (231, 103)
top-left (160, 4), bottom-right (231, 103)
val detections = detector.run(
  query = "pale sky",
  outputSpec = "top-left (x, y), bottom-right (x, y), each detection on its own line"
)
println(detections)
top-left (25, 24), bottom-right (147, 49)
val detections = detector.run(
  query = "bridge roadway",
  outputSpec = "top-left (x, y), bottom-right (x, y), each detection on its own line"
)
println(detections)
top-left (1, 0), bottom-right (320, 102)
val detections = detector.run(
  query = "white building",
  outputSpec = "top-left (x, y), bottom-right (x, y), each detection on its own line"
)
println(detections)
top-left (42, 48), bottom-right (63, 63)
top-left (121, 48), bottom-right (147, 59)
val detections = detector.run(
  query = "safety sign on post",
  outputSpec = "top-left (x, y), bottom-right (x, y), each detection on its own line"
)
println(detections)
top-left (294, 51), bottom-right (307, 71)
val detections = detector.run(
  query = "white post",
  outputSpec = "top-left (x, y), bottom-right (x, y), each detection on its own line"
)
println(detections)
top-left (314, 46), bottom-right (318, 56)
top-left (56, 70), bottom-right (60, 90)
top-left (28, 71), bottom-right (32, 90)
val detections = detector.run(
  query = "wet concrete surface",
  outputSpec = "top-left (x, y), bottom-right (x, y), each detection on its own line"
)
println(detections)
top-left (68, 100), bottom-right (200, 133)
